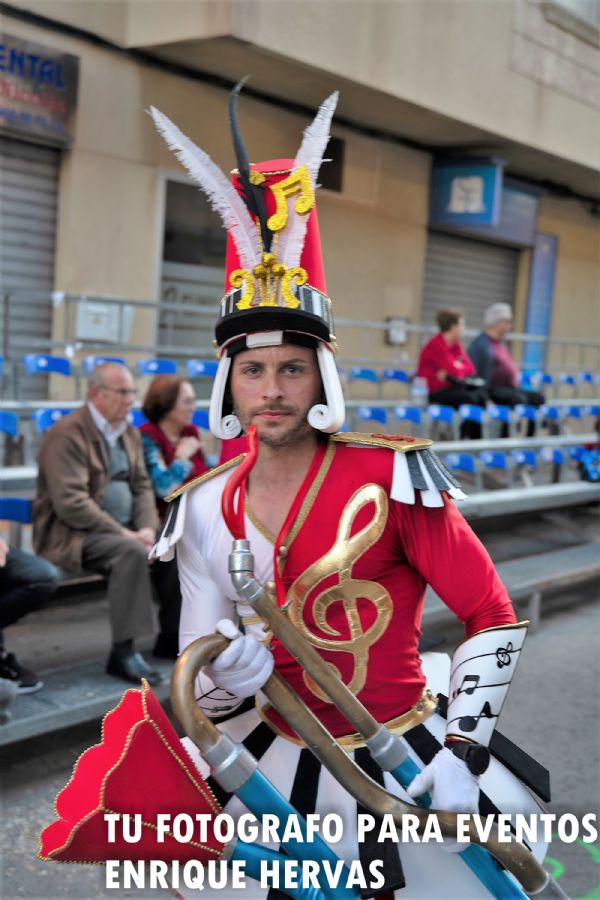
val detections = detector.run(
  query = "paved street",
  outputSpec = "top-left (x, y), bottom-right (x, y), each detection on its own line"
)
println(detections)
top-left (1, 580), bottom-right (599, 899)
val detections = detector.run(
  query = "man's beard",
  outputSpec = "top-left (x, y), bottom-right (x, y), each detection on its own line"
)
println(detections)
top-left (236, 393), bottom-right (322, 450)
top-left (258, 414), bottom-right (315, 450)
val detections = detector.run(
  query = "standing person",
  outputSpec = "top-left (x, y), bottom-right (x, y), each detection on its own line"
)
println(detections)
top-left (417, 308), bottom-right (488, 437)
top-left (33, 363), bottom-right (162, 685)
top-left (0, 537), bottom-right (58, 693)
top-left (41, 90), bottom-right (552, 896)
top-left (140, 375), bottom-right (208, 658)
top-left (148, 91), bottom-right (549, 894)
top-left (468, 303), bottom-right (544, 434)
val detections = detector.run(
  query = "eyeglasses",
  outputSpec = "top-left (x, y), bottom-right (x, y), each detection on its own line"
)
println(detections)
top-left (99, 386), bottom-right (138, 397)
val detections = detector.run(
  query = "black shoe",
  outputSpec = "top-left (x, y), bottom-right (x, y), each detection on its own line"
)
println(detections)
top-left (152, 633), bottom-right (179, 660)
top-left (0, 651), bottom-right (43, 694)
top-left (106, 650), bottom-right (163, 686)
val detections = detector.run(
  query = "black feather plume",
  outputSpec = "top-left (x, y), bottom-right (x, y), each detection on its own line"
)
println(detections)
top-left (228, 79), bottom-right (272, 253)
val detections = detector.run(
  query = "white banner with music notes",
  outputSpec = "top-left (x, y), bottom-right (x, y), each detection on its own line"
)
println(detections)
top-left (446, 623), bottom-right (528, 746)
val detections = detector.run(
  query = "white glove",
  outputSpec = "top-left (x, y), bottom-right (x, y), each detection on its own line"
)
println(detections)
top-left (204, 619), bottom-right (274, 698)
top-left (406, 747), bottom-right (480, 853)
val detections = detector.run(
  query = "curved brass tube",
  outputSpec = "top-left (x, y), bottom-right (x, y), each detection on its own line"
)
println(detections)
top-left (171, 633), bottom-right (230, 757)
top-left (171, 634), bottom-right (555, 897)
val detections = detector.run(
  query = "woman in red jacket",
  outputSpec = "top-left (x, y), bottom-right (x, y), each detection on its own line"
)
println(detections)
top-left (417, 308), bottom-right (488, 437)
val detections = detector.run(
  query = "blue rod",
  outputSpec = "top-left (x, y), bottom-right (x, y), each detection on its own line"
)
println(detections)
top-left (236, 769), bottom-right (359, 900)
top-left (231, 840), bottom-right (326, 900)
top-left (389, 758), bottom-right (528, 899)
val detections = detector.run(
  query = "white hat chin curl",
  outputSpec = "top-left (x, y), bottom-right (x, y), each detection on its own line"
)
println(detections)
top-left (209, 354), bottom-right (243, 440)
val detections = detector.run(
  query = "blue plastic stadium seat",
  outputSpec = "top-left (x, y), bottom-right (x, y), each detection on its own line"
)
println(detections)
top-left (584, 404), bottom-right (600, 417)
top-left (480, 451), bottom-right (509, 471)
top-left (83, 355), bottom-right (126, 376)
top-left (186, 359), bottom-right (218, 379)
top-left (393, 406), bottom-right (422, 425)
top-left (0, 497), bottom-right (32, 524)
top-left (349, 367), bottom-right (378, 383)
top-left (559, 373), bottom-right (576, 386)
top-left (487, 404), bottom-right (511, 425)
top-left (563, 405), bottom-right (582, 420)
top-left (540, 404), bottom-right (561, 422)
top-left (537, 372), bottom-right (554, 386)
top-left (33, 408), bottom-right (72, 433)
top-left (515, 404), bottom-right (538, 423)
top-left (23, 353), bottom-right (72, 377)
top-left (382, 368), bottom-right (409, 384)
top-left (0, 355), bottom-right (4, 376)
top-left (518, 371), bottom-right (533, 389)
top-left (443, 452), bottom-right (477, 476)
top-left (569, 446), bottom-right (586, 461)
top-left (137, 359), bottom-right (177, 376)
top-left (128, 409), bottom-right (147, 427)
top-left (427, 404), bottom-right (455, 424)
top-left (540, 447), bottom-right (564, 465)
top-left (0, 411), bottom-right (18, 437)
top-left (578, 372), bottom-right (593, 384)
top-left (459, 404), bottom-right (485, 424)
top-left (357, 406), bottom-right (387, 425)
top-left (192, 409), bottom-right (210, 430)
top-left (510, 449), bottom-right (537, 468)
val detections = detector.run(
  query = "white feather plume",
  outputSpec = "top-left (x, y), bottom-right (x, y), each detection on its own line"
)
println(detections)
top-left (149, 106), bottom-right (260, 271)
top-left (277, 92), bottom-right (339, 271)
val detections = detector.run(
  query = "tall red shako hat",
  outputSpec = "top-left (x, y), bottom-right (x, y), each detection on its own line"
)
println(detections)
top-left (150, 84), bottom-right (345, 439)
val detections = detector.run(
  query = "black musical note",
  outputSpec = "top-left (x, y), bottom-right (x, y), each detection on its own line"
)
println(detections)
top-left (452, 674), bottom-right (480, 700)
top-left (458, 701), bottom-right (495, 732)
top-left (496, 642), bottom-right (514, 668)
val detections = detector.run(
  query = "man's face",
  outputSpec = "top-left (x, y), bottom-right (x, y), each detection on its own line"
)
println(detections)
top-left (230, 344), bottom-right (322, 449)
top-left (89, 365), bottom-right (137, 425)
top-left (496, 318), bottom-right (513, 339)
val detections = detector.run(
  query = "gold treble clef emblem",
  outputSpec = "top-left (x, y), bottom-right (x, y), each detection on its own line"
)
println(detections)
top-left (285, 484), bottom-right (393, 700)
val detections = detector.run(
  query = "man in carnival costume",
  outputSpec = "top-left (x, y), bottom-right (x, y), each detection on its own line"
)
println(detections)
top-left (40, 88), bottom-right (556, 899)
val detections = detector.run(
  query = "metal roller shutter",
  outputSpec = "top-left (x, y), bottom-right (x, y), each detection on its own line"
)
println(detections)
top-left (0, 136), bottom-right (60, 398)
top-left (421, 231), bottom-right (520, 333)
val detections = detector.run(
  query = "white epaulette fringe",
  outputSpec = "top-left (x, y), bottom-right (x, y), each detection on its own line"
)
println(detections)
top-left (391, 448), bottom-right (467, 507)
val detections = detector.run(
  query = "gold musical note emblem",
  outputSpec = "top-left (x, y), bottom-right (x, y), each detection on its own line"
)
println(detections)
top-left (285, 484), bottom-right (393, 700)
top-left (267, 165), bottom-right (314, 233)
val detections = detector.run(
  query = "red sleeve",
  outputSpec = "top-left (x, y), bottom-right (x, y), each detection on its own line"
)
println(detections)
top-left (417, 337), bottom-right (449, 392)
top-left (393, 493), bottom-right (516, 635)
top-left (453, 346), bottom-right (475, 379)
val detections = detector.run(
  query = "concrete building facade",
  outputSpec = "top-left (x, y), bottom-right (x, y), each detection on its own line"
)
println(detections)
top-left (0, 0), bottom-right (598, 391)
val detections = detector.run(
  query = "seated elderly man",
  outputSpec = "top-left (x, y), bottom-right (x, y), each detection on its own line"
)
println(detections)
top-left (33, 362), bottom-right (162, 685)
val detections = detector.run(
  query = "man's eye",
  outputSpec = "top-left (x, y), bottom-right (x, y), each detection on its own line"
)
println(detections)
top-left (286, 365), bottom-right (302, 374)
top-left (243, 366), bottom-right (260, 375)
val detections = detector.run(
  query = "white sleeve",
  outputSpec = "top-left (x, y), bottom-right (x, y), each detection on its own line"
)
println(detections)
top-left (177, 530), bottom-right (244, 718)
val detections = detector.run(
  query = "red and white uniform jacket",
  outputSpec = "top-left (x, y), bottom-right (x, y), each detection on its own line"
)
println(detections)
top-left (154, 433), bottom-right (516, 735)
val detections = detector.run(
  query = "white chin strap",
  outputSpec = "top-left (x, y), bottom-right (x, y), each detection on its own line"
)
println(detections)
top-left (208, 332), bottom-right (345, 440)
top-left (309, 342), bottom-right (345, 433)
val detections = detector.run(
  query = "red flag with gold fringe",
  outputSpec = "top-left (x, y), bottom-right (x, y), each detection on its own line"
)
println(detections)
top-left (39, 680), bottom-right (225, 864)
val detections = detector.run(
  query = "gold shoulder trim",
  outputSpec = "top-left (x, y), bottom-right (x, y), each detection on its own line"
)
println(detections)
top-left (331, 432), bottom-right (432, 453)
top-left (165, 455), bottom-right (245, 502)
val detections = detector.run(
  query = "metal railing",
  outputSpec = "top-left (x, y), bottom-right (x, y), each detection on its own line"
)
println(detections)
top-left (1, 290), bottom-right (599, 387)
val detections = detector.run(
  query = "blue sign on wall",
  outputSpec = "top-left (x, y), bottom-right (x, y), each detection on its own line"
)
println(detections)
top-left (0, 33), bottom-right (79, 145)
top-left (429, 162), bottom-right (503, 227)
top-left (522, 233), bottom-right (558, 371)
top-left (430, 161), bottom-right (539, 247)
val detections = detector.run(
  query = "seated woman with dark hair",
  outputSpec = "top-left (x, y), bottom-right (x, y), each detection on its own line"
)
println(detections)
top-left (417, 308), bottom-right (489, 437)
top-left (140, 375), bottom-right (208, 658)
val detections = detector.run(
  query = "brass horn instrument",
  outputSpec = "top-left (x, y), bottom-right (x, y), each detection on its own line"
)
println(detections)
top-left (171, 428), bottom-right (567, 899)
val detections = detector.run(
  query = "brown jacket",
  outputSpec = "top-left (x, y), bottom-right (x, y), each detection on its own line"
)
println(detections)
top-left (33, 405), bottom-right (159, 571)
